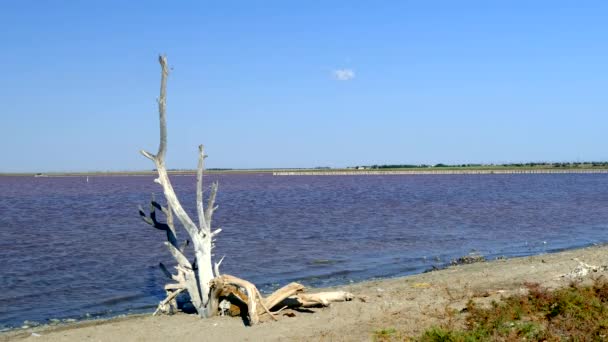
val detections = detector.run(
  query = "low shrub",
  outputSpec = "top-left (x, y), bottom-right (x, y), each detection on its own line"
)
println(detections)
top-left (417, 278), bottom-right (608, 341)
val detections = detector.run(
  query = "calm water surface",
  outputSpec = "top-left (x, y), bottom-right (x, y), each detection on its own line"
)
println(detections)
top-left (1, 174), bottom-right (608, 328)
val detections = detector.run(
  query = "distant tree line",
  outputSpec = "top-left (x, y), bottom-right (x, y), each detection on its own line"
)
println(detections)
top-left (349, 162), bottom-right (608, 170)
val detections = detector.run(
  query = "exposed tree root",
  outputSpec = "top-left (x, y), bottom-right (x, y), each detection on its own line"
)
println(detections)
top-left (155, 276), bottom-right (354, 325)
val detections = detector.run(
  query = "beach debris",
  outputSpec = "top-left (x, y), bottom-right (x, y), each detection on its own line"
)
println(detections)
top-left (138, 56), bottom-right (354, 325)
top-left (560, 258), bottom-right (608, 279)
top-left (22, 320), bottom-right (40, 328)
top-left (31, 333), bottom-right (41, 337)
top-left (412, 282), bottom-right (432, 289)
top-left (424, 265), bottom-right (443, 273)
top-left (451, 253), bottom-right (486, 266)
top-left (47, 319), bottom-right (60, 325)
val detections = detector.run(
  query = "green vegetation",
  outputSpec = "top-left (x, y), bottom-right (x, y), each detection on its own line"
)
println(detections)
top-left (374, 328), bottom-right (399, 341)
top-left (416, 279), bottom-right (608, 341)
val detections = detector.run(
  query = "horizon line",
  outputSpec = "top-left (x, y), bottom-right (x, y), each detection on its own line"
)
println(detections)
top-left (3, 160), bottom-right (608, 176)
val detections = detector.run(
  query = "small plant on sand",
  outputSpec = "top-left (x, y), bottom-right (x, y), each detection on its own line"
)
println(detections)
top-left (417, 277), bottom-right (608, 341)
top-left (373, 327), bottom-right (398, 341)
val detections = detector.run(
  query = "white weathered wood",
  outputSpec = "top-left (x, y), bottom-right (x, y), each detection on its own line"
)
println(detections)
top-left (164, 242), bottom-right (190, 268)
top-left (213, 274), bottom-right (275, 324)
top-left (261, 282), bottom-right (305, 312)
top-left (140, 55), bottom-right (214, 318)
top-left (214, 255), bottom-right (225, 277)
top-left (205, 181), bottom-right (218, 229)
top-left (271, 290), bottom-right (354, 310)
top-left (139, 55), bottom-right (354, 324)
top-left (196, 144), bottom-right (208, 233)
top-left (154, 288), bottom-right (185, 316)
top-left (295, 291), bottom-right (354, 306)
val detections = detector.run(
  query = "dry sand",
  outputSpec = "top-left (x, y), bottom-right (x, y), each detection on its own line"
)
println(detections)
top-left (4, 245), bottom-right (608, 341)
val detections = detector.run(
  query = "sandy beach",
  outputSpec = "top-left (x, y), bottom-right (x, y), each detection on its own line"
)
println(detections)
top-left (3, 245), bottom-right (608, 341)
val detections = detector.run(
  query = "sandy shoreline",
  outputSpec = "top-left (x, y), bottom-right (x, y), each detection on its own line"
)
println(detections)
top-left (3, 244), bottom-right (608, 341)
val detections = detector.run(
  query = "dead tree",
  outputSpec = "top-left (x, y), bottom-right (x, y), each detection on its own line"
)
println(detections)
top-left (139, 55), bottom-right (353, 325)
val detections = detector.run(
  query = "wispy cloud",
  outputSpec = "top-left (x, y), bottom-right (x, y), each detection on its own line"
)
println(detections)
top-left (332, 69), bottom-right (355, 81)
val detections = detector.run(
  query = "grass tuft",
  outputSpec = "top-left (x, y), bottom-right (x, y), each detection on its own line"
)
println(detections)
top-left (373, 327), bottom-right (398, 341)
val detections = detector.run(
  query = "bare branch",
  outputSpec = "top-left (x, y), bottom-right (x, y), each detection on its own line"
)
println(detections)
top-left (138, 205), bottom-right (155, 226)
top-left (213, 255), bottom-right (225, 277)
top-left (154, 169), bottom-right (200, 238)
top-left (164, 283), bottom-right (185, 291)
top-left (153, 288), bottom-right (185, 316)
top-left (151, 201), bottom-right (170, 216)
top-left (255, 288), bottom-right (278, 321)
top-left (164, 242), bottom-right (191, 269)
top-left (156, 54), bottom-right (169, 162)
top-left (166, 202), bottom-right (176, 239)
top-left (145, 56), bottom-right (202, 237)
top-left (139, 204), bottom-right (167, 231)
top-left (139, 196), bottom-right (178, 247)
top-left (159, 262), bottom-right (173, 279)
top-left (148, 209), bottom-right (169, 231)
top-left (179, 239), bottom-right (190, 253)
top-left (288, 291), bottom-right (354, 308)
top-left (140, 150), bottom-right (156, 161)
top-left (204, 181), bottom-right (219, 227)
top-left (196, 145), bottom-right (208, 232)
top-left (261, 282), bottom-right (305, 312)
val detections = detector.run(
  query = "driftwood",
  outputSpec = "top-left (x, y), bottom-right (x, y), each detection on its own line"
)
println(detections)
top-left (264, 282), bottom-right (305, 311)
top-left (139, 55), bottom-right (353, 325)
top-left (288, 291), bottom-right (354, 307)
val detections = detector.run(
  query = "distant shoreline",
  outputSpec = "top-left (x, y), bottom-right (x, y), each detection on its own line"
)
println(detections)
top-left (273, 169), bottom-right (608, 176)
top-left (0, 170), bottom-right (268, 177)
top-left (4, 167), bottom-right (608, 177)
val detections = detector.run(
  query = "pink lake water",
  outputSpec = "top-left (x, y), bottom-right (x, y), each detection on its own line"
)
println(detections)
top-left (1, 173), bottom-right (608, 329)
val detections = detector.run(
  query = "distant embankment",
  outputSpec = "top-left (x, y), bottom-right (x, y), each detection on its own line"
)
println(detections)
top-left (273, 169), bottom-right (608, 176)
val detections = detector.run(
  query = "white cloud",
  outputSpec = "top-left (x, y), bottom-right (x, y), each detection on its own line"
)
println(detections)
top-left (332, 69), bottom-right (355, 81)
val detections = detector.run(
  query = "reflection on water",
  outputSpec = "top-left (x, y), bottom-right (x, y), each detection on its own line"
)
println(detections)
top-left (1, 173), bottom-right (608, 328)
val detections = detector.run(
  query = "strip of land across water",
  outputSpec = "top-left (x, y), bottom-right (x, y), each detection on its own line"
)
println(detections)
top-left (4, 166), bottom-right (608, 177)
top-left (4, 244), bottom-right (608, 341)
top-left (274, 169), bottom-right (608, 175)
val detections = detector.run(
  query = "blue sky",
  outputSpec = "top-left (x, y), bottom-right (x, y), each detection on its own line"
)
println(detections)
top-left (1, 1), bottom-right (607, 172)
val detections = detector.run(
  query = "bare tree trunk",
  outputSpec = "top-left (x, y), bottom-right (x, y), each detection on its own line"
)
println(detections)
top-left (138, 55), bottom-right (354, 324)
top-left (140, 55), bottom-right (218, 318)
